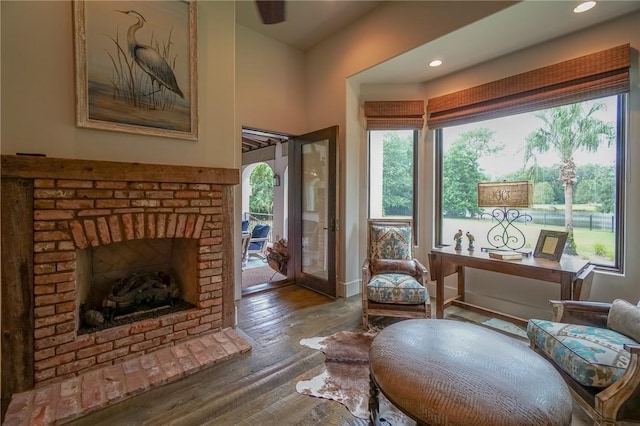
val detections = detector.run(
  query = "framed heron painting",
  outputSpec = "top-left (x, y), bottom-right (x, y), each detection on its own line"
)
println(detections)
top-left (73, 1), bottom-right (198, 140)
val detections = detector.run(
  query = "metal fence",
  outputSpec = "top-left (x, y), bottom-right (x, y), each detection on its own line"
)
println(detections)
top-left (529, 211), bottom-right (614, 232)
top-left (479, 210), bottom-right (615, 232)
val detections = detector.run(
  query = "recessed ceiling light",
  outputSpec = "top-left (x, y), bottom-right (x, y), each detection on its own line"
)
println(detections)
top-left (574, 1), bottom-right (596, 13)
top-left (429, 59), bottom-right (443, 67)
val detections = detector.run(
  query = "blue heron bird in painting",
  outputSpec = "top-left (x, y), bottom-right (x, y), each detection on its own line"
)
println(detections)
top-left (118, 9), bottom-right (184, 99)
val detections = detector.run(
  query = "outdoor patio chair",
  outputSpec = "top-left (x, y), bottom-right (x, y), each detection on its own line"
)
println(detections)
top-left (247, 223), bottom-right (271, 259)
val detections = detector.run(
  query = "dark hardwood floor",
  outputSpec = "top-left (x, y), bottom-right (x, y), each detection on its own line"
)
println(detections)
top-left (66, 284), bottom-right (588, 426)
top-left (70, 284), bottom-right (373, 425)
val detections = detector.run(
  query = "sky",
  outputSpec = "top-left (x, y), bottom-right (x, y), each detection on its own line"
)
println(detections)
top-left (443, 96), bottom-right (618, 180)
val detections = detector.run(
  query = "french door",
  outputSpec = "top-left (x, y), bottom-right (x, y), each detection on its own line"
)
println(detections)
top-left (288, 126), bottom-right (337, 297)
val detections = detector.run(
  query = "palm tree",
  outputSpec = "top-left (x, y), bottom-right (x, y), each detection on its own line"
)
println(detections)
top-left (524, 102), bottom-right (615, 254)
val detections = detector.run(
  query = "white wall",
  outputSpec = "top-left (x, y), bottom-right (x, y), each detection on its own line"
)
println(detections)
top-left (1, 0), bottom-right (246, 303)
top-left (358, 12), bottom-right (640, 318)
top-left (1, 1), bottom-right (237, 169)
top-left (235, 25), bottom-right (307, 136)
top-left (235, 25), bottom-right (307, 298)
top-left (4, 1), bottom-right (635, 316)
top-left (304, 1), bottom-right (514, 296)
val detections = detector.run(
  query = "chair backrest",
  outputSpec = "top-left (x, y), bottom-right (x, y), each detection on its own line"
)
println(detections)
top-left (241, 220), bottom-right (250, 233)
top-left (248, 224), bottom-right (271, 251)
top-left (251, 223), bottom-right (271, 239)
top-left (368, 219), bottom-right (413, 260)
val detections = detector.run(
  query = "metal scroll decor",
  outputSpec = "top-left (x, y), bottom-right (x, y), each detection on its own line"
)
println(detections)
top-left (482, 207), bottom-right (532, 251)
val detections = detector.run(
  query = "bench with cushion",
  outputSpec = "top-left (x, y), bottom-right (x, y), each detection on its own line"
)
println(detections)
top-left (527, 299), bottom-right (640, 425)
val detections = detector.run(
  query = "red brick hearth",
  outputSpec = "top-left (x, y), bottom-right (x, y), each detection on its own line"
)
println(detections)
top-left (3, 328), bottom-right (250, 425)
top-left (1, 156), bottom-right (246, 424)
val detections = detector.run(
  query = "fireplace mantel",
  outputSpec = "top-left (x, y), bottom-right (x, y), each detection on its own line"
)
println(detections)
top-left (1, 155), bottom-right (239, 185)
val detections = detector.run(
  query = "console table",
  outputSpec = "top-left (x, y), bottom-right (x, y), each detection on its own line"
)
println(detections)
top-left (428, 246), bottom-right (595, 325)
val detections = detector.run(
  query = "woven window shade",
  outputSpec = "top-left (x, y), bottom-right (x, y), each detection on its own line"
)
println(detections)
top-left (427, 44), bottom-right (630, 129)
top-left (364, 100), bottom-right (425, 130)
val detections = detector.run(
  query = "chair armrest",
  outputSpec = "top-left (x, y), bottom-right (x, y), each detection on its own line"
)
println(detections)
top-left (550, 299), bottom-right (611, 327)
top-left (596, 343), bottom-right (640, 419)
top-left (248, 237), bottom-right (269, 250)
top-left (362, 259), bottom-right (371, 291)
top-left (413, 258), bottom-right (428, 285)
top-left (625, 343), bottom-right (640, 353)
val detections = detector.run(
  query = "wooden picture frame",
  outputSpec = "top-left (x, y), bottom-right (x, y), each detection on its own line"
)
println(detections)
top-left (533, 230), bottom-right (568, 261)
top-left (73, 1), bottom-right (198, 140)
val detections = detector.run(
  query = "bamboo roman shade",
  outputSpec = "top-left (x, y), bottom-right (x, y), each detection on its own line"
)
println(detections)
top-left (364, 100), bottom-right (425, 130)
top-left (427, 44), bottom-right (631, 129)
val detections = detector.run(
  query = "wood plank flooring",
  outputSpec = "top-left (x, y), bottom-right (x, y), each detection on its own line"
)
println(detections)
top-left (66, 284), bottom-right (588, 426)
top-left (69, 285), bottom-right (373, 426)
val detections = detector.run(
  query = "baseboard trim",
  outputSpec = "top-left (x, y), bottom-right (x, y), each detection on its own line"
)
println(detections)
top-left (339, 279), bottom-right (361, 298)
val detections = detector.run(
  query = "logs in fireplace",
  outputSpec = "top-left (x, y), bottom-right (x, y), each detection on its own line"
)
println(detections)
top-left (80, 271), bottom-right (190, 333)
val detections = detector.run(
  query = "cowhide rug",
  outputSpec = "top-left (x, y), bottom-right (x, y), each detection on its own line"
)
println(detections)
top-left (295, 330), bottom-right (415, 425)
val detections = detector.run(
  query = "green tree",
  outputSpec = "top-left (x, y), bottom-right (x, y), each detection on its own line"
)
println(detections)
top-left (574, 179), bottom-right (598, 204)
top-left (524, 102), bottom-right (615, 254)
top-left (575, 164), bottom-right (615, 213)
top-left (382, 131), bottom-right (413, 215)
top-left (249, 163), bottom-right (274, 215)
top-left (533, 181), bottom-right (555, 204)
top-left (443, 128), bottom-right (502, 217)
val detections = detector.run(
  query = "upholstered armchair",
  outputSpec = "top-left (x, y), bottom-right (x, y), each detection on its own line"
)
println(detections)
top-left (527, 299), bottom-right (640, 425)
top-left (361, 219), bottom-right (430, 329)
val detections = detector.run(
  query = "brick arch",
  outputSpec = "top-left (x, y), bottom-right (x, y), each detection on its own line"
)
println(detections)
top-left (68, 213), bottom-right (208, 249)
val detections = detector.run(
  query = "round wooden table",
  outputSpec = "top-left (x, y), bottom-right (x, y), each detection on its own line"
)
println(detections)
top-left (369, 319), bottom-right (572, 426)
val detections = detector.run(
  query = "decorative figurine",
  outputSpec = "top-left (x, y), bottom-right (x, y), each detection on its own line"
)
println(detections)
top-left (466, 231), bottom-right (475, 251)
top-left (454, 229), bottom-right (463, 250)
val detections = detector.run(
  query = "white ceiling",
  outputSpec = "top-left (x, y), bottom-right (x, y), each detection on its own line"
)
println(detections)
top-left (354, 1), bottom-right (640, 85)
top-left (237, 1), bottom-right (640, 85)
top-left (235, 1), bottom-right (384, 51)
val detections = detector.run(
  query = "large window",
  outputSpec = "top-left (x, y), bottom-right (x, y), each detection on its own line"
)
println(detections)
top-left (369, 130), bottom-right (418, 222)
top-left (364, 100), bottom-right (423, 241)
top-left (436, 95), bottom-right (625, 271)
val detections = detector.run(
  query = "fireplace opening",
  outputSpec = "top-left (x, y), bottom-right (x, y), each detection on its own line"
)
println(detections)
top-left (77, 238), bottom-right (199, 334)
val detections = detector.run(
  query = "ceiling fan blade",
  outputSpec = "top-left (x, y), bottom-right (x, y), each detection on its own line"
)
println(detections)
top-left (255, 0), bottom-right (286, 25)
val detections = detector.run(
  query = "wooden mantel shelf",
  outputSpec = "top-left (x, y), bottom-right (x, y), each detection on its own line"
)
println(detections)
top-left (1, 155), bottom-right (239, 185)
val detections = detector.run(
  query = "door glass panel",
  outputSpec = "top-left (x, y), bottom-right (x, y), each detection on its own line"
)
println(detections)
top-left (302, 140), bottom-right (328, 279)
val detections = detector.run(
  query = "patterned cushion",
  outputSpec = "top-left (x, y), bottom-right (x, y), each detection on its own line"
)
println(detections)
top-left (607, 299), bottom-right (640, 343)
top-left (369, 224), bottom-right (412, 260)
top-left (527, 319), bottom-right (634, 388)
top-left (367, 273), bottom-right (427, 304)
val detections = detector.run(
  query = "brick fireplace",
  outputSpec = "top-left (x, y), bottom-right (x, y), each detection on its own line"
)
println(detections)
top-left (1, 155), bottom-right (240, 404)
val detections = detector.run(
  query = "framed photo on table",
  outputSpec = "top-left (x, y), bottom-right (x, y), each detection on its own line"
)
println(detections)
top-left (533, 230), bottom-right (568, 261)
top-left (73, 1), bottom-right (198, 140)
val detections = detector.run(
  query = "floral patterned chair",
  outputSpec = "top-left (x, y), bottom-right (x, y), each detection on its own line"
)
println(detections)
top-left (361, 219), bottom-right (430, 329)
top-left (527, 299), bottom-right (640, 425)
